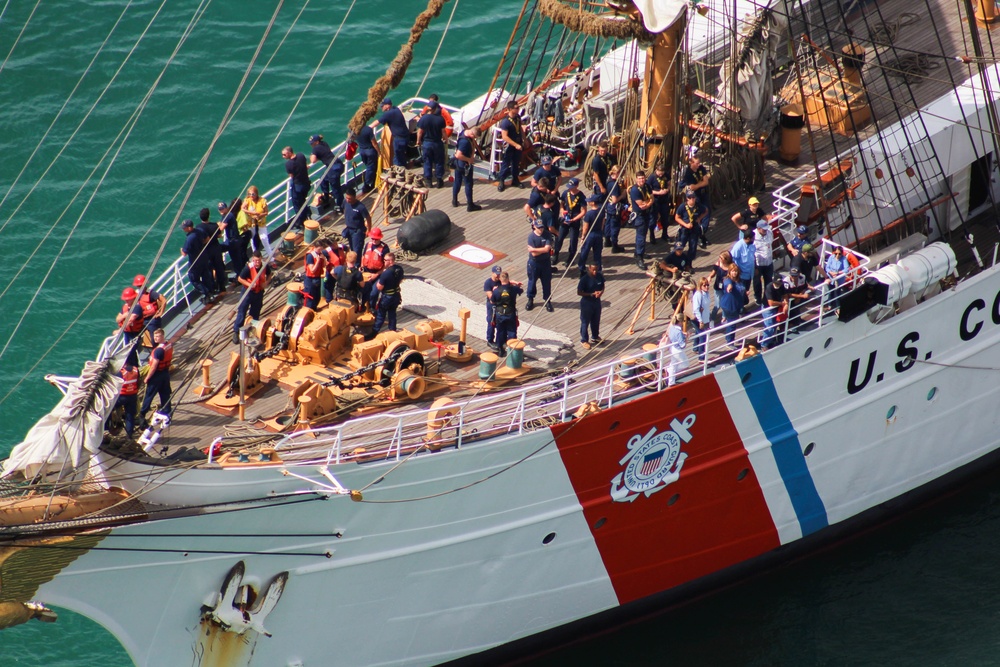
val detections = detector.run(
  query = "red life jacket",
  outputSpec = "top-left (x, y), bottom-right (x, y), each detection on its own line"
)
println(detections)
top-left (120, 366), bottom-right (139, 396)
top-left (304, 250), bottom-right (327, 278)
top-left (138, 292), bottom-right (158, 319)
top-left (153, 342), bottom-right (173, 373)
top-left (361, 242), bottom-right (387, 272)
top-left (247, 263), bottom-right (266, 293)
top-left (120, 302), bottom-right (145, 334)
top-left (324, 246), bottom-right (344, 272)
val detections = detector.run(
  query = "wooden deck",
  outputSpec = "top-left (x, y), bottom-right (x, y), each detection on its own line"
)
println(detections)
top-left (121, 0), bottom-right (1000, 454)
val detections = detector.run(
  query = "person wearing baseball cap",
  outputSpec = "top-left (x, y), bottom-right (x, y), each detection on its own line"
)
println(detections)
top-left (783, 265), bottom-right (812, 331)
top-left (555, 177), bottom-right (585, 267)
top-left (577, 193), bottom-right (605, 273)
top-left (309, 134), bottom-right (346, 212)
top-left (673, 187), bottom-right (707, 263)
top-left (787, 223), bottom-right (811, 257)
top-left (180, 219), bottom-right (212, 302)
top-left (341, 187), bottom-right (372, 257)
top-left (484, 265), bottom-right (503, 351)
top-left (532, 153), bottom-right (562, 189)
top-left (731, 195), bottom-right (771, 232)
top-left (376, 98), bottom-right (410, 167)
top-left (360, 226), bottom-right (390, 312)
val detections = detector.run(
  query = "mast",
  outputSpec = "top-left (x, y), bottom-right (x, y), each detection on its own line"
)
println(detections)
top-left (640, 15), bottom-right (686, 167)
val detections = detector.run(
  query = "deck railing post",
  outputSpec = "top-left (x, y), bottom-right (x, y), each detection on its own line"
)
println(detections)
top-left (559, 376), bottom-right (569, 421)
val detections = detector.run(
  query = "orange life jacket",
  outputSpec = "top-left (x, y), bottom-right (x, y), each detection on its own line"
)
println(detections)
top-left (138, 292), bottom-right (159, 319)
top-left (324, 246), bottom-right (344, 272)
top-left (247, 263), bottom-right (266, 293)
top-left (120, 302), bottom-right (145, 334)
top-left (120, 366), bottom-right (139, 396)
top-left (304, 250), bottom-right (327, 278)
top-left (153, 342), bottom-right (172, 373)
top-left (361, 242), bottom-right (387, 272)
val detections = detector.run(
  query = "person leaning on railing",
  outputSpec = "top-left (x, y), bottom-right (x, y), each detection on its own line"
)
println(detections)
top-left (239, 185), bottom-right (273, 263)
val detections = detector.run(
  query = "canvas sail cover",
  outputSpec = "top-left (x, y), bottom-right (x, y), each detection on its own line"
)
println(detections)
top-left (714, 7), bottom-right (786, 134)
top-left (2, 360), bottom-right (121, 483)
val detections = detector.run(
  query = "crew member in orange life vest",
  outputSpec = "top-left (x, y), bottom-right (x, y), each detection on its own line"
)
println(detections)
top-left (140, 328), bottom-right (173, 418)
top-left (233, 251), bottom-right (273, 344)
top-left (116, 287), bottom-right (145, 366)
top-left (321, 238), bottom-right (346, 303)
top-left (302, 239), bottom-right (327, 310)
top-left (132, 274), bottom-right (163, 332)
top-left (108, 363), bottom-right (139, 437)
top-left (361, 227), bottom-right (390, 312)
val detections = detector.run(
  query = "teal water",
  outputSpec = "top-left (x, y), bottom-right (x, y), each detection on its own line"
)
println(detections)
top-left (4, 2), bottom-right (1000, 666)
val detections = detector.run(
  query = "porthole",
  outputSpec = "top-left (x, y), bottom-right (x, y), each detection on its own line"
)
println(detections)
top-left (594, 517), bottom-right (607, 530)
top-left (737, 468), bottom-right (749, 481)
top-left (886, 405), bottom-right (897, 422)
top-left (542, 532), bottom-right (556, 545)
top-left (677, 397), bottom-right (687, 408)
top-left (824, 337), bottom-right (833, 349)
top-left (668, 493), bottom-right (680, 506)
top-left (741, 372), bottom-right (752, 384)
top-left (803, 442), bottom-right (815, 456)
top-left (927, 387), bottom-right (938, 401)
top-left (609, 421), bottom-right (620, 431)
top-left (804, 347), bottom-right (813, 358)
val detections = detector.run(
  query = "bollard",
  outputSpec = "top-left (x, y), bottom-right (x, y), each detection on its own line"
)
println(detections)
top-left (280, 232), bottom-right (297, 257)
top-left (193, 359), bottom-right (214, 397)
top-left (505, 339), bottom-right (526, 369)
top-left (286, 282), bottom-right (304, 308)
top-left (478, 352), bottom-right (498, 379)
top-left (304, 219), bottom-right (320, 245)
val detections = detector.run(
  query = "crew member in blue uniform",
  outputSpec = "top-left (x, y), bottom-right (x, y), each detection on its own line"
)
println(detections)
top-left (591, 141), bottom-right (609, 196)
top-left (371, 253), bottom-right (404, 336)
top-left (360, 227), bottom-right (390, 312)
top-left (680, 154), bottom-right (711, 247)
top-left (531, 155), bottom-right (562, 189)
top-left (577, 263), bottom-right (605, 349)
top-left (555, 177), bottom-right (585, 267)
top-left (649, 163), bottom-right (672, 243)
top-left (333, 250), bottom-right (364, 310)
top-left (491, 271), bottom-right (524, 354)
top-left (604, 165), bottom-right (623, 253)
top-left (416, 101), bottom-right (447, 188)
top-left (577, 193), bottom-right (605, 272)
top-left (302, 239), bottom-right (327, 310)
top-left (218, 200), bottom-right (246, 278)
top-left (197, 207), bottom-right (227, 293)
top-left (525, 220), bottom-right (554, 312)
top-left (355, 122), bottom-right (379, 193)
top-left (341, 188), bottom-right (372, 256)
top-left (309, 134), bottom-right (344, 211)
top-left (483, 264), bottom-right (502, 351)
top-left (180, 219), bottom-right (212, 301)
top-left (452, 126), bottom-right (482, 212)
top-left (496, 101), bottom-right (524, 192)
top-left (524, 177), bottom-right (559, 224)
top-left (233, 252), bottom-right (272, 344)
top-left (377, 98), bottom-right (411, 167)
top-left (282, 145), bottom-right (312, 231)
top-left (674, 190), bottom-right (708, 261)
top-left (629, 172), bottom-right (654, 269)
top-left (140, 328), bottom-right (173, 419)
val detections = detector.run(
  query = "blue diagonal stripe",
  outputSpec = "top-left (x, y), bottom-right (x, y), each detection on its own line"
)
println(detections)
top-left (738, 354), bottom-right (828, 536)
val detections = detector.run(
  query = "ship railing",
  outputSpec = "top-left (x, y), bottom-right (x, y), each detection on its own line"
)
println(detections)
top-left (271, 254), bottom-right (868, 466)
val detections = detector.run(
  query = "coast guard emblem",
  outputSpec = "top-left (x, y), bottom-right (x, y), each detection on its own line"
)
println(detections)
top-left (610, 414), bottom-right (694, 502)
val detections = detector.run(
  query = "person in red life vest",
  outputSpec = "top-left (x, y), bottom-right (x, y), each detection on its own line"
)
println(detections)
top-left (140, 328), bottom-right (172, 419)
top-left (115, 287), bottom-right (145, 364)
top-left (132, 274), bottom-right (163, 333)
top-left (233, 251), bottom-right (272, 344)
top-left (360, 227), bottom-right (390, 312)
top-left (109, 363), bottom-right (139, 437)
top-left (302, 239), bottom-right (327, 310)
top-left (321, 238), bottom-right (346, 303)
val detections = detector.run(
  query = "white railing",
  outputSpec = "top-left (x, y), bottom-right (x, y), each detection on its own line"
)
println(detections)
top-left (265, 248), bottom-right (870, 467)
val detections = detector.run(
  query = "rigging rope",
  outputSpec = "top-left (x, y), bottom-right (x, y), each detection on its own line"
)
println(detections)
top-left (413, 0), bottom-right (460, 99)
top-left (0, 0), bottom-right (40, 79)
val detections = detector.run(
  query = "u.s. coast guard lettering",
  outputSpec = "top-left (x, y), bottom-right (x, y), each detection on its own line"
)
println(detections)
top-left (610, 414), bottom-right (694, 502)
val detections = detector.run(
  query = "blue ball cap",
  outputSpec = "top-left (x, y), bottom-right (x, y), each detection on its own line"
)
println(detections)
top-left (541, 155), bottom-right (553, 164)
top-left (567, 177), bottom-right (580, 187)
top-left (381, 98), bottom-right (392, 106)
top-left (181, 219), bottom-right (194, 229)
top-left (796, 225), bottom-right (808, 235)
top-left (308, 134), bottom-right (321, 143)
top-left (491, 264), bottom-right (502, 274)
top-left (756, 219), bottom-right (768, 229)
top-left (587, 193), bottom-right (602, 203)
top-left (673, 242), bottom-right (684, 251)
top-left (532, 220), bottom-right (545, 229)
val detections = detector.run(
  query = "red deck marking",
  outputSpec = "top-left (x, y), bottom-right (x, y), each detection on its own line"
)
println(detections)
top-left (551, 373), bottom-right (780, 605)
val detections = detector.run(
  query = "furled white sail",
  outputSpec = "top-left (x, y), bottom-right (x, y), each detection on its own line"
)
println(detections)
top-left (632, 0), bottom-right (686, 33)
top-left (1, 360), bottom-right (121, 483)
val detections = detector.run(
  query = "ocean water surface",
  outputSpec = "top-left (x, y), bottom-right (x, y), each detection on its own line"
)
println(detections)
top-left (3, 1), bottom-right (1000, 665)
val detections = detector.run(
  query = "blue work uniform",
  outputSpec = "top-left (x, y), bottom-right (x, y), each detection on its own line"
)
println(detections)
top-left (680, 163), bottom-right (711, 233)
top-left (312, 140), bottom-right (344, 208)
top-left (650, 170), bottom-right (672, 241)
top-left (453, 133), bottom-right (476, 204)
top-left (140, 343), bottom-right (173, 416)
top-left (286, 152), bottom-right (311, 229)
top-left (577, 208), bottom-right (604, 270)
top-left (604, 178), bottom-right (622, 247)
top-left (577, 271), bottom-right (605, 344)
top-left (378, 106), bottom-right (410, 167)
top-left (221, 209), bottom-right (247, 276)
top-left (533, 165), bottom-right (562, 186)
top-left (526, 230), bottom-right (553, 303)
top-left (197, 221), bottom-right (226, 291)
top-left (491, 282), bottom-right (523, 352)
top-left (183, 228), bottom-right (211, 298)
top-left (417, 112), bottom-right (446, 181)
top-left (342, 199), bottom-right (370, 256)
top-left (591, 154), bottom-right (609, 194)
top-left (675, 201), bottom-right (706, 260)
top-left (497, 114), bottom-right (523, 186)
top-left (357, 125), bottom-right (379, 192)
top-left (372, 264), bottom-right (404, 334)
top-left (483, 275), bottom-right (501, 346)
top-left (555, 189), bottom-right (585, 264)
top-left (629, 182), bottom-right (653, 259)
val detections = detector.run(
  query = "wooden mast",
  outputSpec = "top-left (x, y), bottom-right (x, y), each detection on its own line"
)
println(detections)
top-left (639, 12), bottom-right (686, 168)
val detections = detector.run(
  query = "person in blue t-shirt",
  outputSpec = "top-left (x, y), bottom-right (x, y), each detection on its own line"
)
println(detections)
top-left (377, 98), bottom-right (411, 167)
top-left (355, 123), bottom-right (379, 194)
top-left (555, 178), bottom-right (586, 267)
top-left (309, 134), bottom-right (344, 211)
top-left (577, 194), bottom-right (604, 272)
top-left (483, 265), bottom-right (502, 350)
top-left (525, 221), bottom-right (554, 312)
top-left (341, 188), bottom-right (371, 256)
top-left (416, 101), bottom-right (447, 188)
top-left (496, 101), bottom-right (524, 192)
top-left (532, 155), bottom-right (562, 189)
top-left (282, 146), bottom-right (312, 231)
top-left (452, 126), bottom-right (482, 212)
top-left (629, 172), bottom-right (654, 268)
